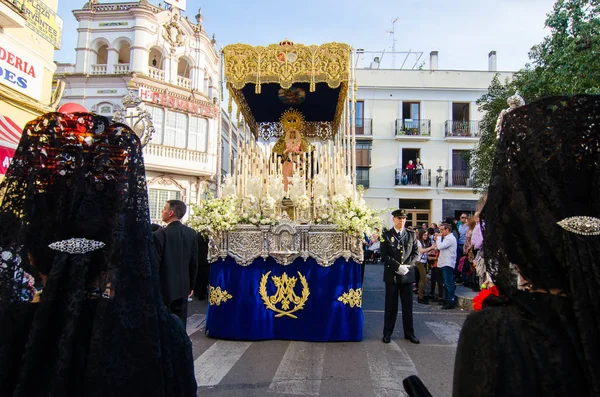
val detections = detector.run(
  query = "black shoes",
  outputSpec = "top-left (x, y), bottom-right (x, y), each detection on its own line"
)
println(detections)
top-left (417, 298), bottom-right (429, 305)
top-left (441, 303), bottom-right (455, 310)
top-left (383, 335), bottom-right (420, 344)
top-left (405, 335), bottom-right (420, 344)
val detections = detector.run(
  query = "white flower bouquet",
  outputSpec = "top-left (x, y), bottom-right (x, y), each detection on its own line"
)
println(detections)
top-left (188, 195), bottom-right (240, 236)
top-left (331, 195), bottom-right (382, 237)
top-left (240, 194), bottom-right (262, 225)
top-left (314, 196), bottom-right (333, 224)
top-left (259, 194), bottom-right (279, 225)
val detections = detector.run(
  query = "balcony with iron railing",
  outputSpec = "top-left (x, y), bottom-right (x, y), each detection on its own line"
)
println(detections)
top-left (355, 118), bottom-right (372, 137)
top-left (394, 169), bottom-right (432, 189)
top-left (444, 170), bottom-right (473, 189)
top-left (395, 119), bottom-right (431, 141)
top-left (444, 121), bottom-right (481, 141)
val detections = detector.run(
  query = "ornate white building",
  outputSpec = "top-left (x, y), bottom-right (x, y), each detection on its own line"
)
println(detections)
top-left (55, 0), bottom-right (220, 222)
top-left (354, 51), bottom-right (513, 227)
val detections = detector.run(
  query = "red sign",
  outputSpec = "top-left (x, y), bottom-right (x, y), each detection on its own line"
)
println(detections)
top-left (0, 145), bottom-right (15, 175)
top-left (138, 87), bottom-right (218, 119)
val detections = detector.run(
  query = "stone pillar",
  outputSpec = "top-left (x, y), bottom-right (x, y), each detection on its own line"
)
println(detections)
top-left (131, 25), bottom-right (149, 74)
top-left (107, 48), bottom-right (118, 73)
top-left (75, 19), bottom-right (92, 74)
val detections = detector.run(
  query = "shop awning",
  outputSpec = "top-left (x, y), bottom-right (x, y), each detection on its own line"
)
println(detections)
top-left (0, 115), bottom-right (22, 175)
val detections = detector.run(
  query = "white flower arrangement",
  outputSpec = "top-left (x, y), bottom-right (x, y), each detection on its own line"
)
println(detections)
top-left (240, 194), bottom-right (262, 225)
top-left (258, 194), bottom-right (279, 226)
top-left (188, 195), bottom-right (240, 237)
top-left (314, 196), bottom-right (333, 224)
top-left (331, 195), bottom-right (382, 237)
top-left (334, 175), bottom-right (353, 198)
top-left (288, 175), bottom-right (305, 202)
top-left (295, 194), bottom-right (311, 211)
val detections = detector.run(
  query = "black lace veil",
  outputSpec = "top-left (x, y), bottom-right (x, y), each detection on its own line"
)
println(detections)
top-left (0, 112), bottom-right (196, 397)
top-left (482, 95), bottom-right (600, 395)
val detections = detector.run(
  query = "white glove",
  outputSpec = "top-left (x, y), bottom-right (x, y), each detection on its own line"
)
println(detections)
top-left (395, 264), bottom-right (410, 276)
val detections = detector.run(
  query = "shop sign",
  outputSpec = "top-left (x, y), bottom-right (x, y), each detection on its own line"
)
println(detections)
top-left (0, 146), bottom-right (15, 175)
top-left (23, 0), bottom-right (63, 50)
top-left (0, 37), bottom-right (43, 101)
top-left (139, 87), bottom-right (217, 118)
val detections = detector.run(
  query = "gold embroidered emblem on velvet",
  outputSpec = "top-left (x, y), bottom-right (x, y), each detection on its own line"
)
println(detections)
top-left (259, 271), bottom-right (310, 319)
top-left (337, 288), bottom-right (362, 308)
top-left (208, 286), bottom-right (233, 306)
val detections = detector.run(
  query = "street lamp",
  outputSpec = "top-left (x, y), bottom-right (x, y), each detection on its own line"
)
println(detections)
top-left (113, 81), bottom-right (155, 147)
top-left (436, 166), bottom-right (443, 191)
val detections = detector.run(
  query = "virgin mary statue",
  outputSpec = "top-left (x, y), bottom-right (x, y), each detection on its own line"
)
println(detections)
top-left (272, 108), bottom-right (313, 190)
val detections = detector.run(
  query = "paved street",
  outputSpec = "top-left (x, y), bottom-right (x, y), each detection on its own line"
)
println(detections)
top-left (187, 263), bottom-right (469, 397)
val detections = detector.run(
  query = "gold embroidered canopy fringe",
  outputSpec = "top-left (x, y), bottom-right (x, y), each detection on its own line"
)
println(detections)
top-left (222, 40), bottom-right (352, 138)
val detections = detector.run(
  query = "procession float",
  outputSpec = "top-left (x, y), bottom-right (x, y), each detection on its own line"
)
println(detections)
top-left (189, 40), bottom-right (381, 341)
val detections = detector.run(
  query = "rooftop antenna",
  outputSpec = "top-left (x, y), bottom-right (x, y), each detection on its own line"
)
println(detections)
top-left (386, 17), bottom-right (399, 68)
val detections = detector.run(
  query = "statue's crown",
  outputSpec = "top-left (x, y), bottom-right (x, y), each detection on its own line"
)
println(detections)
top-left (280, 108), bottom-right (305, 132)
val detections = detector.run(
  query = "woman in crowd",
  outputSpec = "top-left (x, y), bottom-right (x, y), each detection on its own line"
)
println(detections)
top-left (415, 158), bottom-right (424, 185)
top-left (426, 228), bottom-right (443, 302)
top-left (415, 229), bottom-right (436, 304)
top-left (459, 215), bottom-right (477, 289)
top-left (453, 95), bottom-right (600, 396)
top-left (405, 160), bottom-right (416, 184)
top-left (0, 112), bottom-right (197, 397)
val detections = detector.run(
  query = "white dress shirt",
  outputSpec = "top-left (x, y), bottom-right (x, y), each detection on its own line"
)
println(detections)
top-left (436, 233), bottom-right (457, 269)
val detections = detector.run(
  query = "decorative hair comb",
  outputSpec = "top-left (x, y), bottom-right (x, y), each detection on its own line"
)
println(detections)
top-left (48, 238), bottom-right (106, 254)
top-left (557, 216), bottom-right (600, 236)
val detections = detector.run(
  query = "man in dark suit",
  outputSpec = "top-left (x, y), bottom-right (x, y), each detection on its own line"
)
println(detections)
top-left (154, 199), bottom-right (199, 327)
top-left (381, 209), bottom-right (420, 344)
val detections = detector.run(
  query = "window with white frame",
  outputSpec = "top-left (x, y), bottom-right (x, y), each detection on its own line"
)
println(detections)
top-left (164, 110), bottom-right (187, 148)
top-left (148, 188), bottom-right (181, 221)
top-left (189, 116), bottom-right (208, 151)
top-left (198, 117), bottom-right (208, 151)
top-left (147, 106), bottom-right (164, 144)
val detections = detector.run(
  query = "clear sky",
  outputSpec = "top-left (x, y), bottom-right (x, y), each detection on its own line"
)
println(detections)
top-left (54, 0), bottom-right (557, 71)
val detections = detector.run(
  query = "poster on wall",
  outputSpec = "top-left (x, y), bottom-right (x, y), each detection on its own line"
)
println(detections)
top-left (0, 36), bottom-right (43, 101)
top-left (23, 0), bottom-right (63, 50)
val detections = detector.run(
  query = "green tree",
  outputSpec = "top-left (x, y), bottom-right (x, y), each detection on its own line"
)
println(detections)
top-left (471, 0), bottom-right (600, 191)
top-left (470, 75), bottom-right (516, 191)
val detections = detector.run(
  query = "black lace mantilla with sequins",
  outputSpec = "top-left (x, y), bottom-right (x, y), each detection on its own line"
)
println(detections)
top-left (455, 95), bottom-right (600, 396)
top-left (0, 113), bottom-right (197, 397)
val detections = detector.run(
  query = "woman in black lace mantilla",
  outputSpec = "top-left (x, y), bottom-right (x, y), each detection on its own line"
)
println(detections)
top-left (0, 112), bottom-right (197, 397)
top-left (453, 95), bottom-right (600, 396)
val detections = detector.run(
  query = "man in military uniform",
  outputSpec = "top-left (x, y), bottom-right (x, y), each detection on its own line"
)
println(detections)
top-left (381, 209), bottom-right (420, 344)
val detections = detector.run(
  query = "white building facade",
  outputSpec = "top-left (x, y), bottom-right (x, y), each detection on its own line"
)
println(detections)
top-left (55, 1), bottom-right (220, 223)
top-left (355, 51), bottom-right (512, 228)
